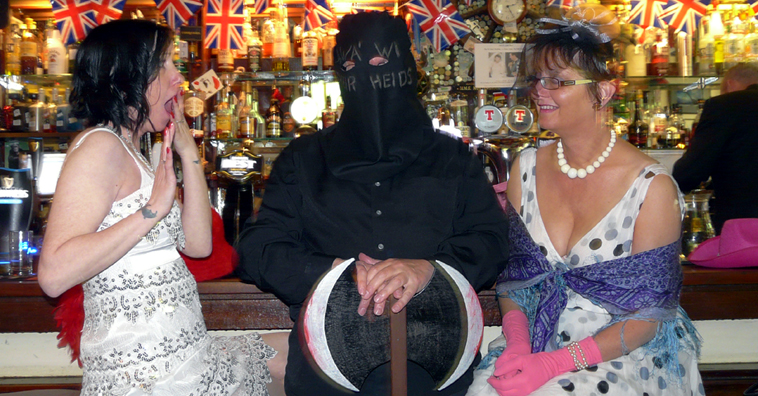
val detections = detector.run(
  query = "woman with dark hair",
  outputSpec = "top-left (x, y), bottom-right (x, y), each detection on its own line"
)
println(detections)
top-left (468, 5), bottom-right (702, 396)
top-left (38, 20), bottom-right (285, 395)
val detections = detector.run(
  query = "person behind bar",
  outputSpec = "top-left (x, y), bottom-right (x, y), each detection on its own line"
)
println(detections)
top-left (467, 4), bottom-right (703, 396)
top-left (673, 63), bottom-right (758, 234)
top-left (37, 20), bottom-right (287, 396)
top-left (236, 11), bottom-right (510, 396)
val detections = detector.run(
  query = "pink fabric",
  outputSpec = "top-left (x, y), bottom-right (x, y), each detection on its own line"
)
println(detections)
top-left (488, 337), bottom-right (602, 396)
top-left (689, 218), bottom-right (758, 268)
top-left (494, 310), bottom-right (532, 379)
top-left (493, 181), bottom-right (508, 212)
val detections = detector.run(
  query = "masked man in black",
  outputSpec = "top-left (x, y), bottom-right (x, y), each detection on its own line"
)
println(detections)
top-left (237, 12), bottom-right (509, 396)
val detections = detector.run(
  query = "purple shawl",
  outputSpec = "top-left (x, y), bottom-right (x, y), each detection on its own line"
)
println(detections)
top-left (496, 202), bottom-right (686, 354)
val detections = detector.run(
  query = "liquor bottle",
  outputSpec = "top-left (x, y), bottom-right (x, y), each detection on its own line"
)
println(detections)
top-left (7, 93), bottom-right (27, 131)
top-left (20, 19), bottom-right (38, 75)
top-left (46, 20), bottom-right (67, 74)
top-left (650, 29), bottom-right (669, 77)
top-left (272, 10), bottom-right (290, 71)
top-left (28, 92), bottom-right (44, 132)
top-left (266, 98), bottom-right (282, 137)
top-left (64, 87), bottom-right (82, 131)
top-left (697, 17), bottom-right (715, 76)
top-left (54, 87), bottom-right (69, 132)
top-left (67, 41), bottom-right (80, 74)
top-left (746, 21), bottom-right (758, 62)
top-left (321, 27), bottom-right (337, 71)
top-left (710, 10), bottom-right (725, 75)
top-left (667, 104), bottom-right (686, 148)
top-left (247, 21), bottom-right (263, 72)
top-left (184, 89), bottom-right (206, 151)
top-left (261, 11), bottom-right (276, 59)
top-left (238, 82), bottom-right (266, 138)
top-left (44, 89), bottom-right (57, 133)
top-left (648, 104), bottom-right (667, 149)
top-left (725, 13), bottom-right (745, 70)
top-left (6, 24), bottom-right (21, 75)
top-left (217, 48), bottom-right (235, 73)
top-left (281, 88), bottom-right (296, 137)
top-left (292, 24), bottom-right (303, 59)
top-left (302, 30), bottom-right (319, 71)
top-left (627, 91), bottom-right (648, 148)
top-left (321, 95), bottom-right (336, 129)
top-left (215, 89), bottom-right (233, 139)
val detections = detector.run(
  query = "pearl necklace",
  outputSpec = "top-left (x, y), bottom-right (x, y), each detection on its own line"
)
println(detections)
top-left (556, 131), bottom-right (616, 179)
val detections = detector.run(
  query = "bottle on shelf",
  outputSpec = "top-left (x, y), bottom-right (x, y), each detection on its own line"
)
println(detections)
top-left (44, 89), bottom-right (56, 133)
top-left (261, 11), bottom-right (276, 60)
top-left (46, 20), bottom-right (67, 75)
top-left (272, 5), bottom-right (291, 72)
top-left (215, 89), bottom-right (233, 139)
top-left (28, 92), bottom-right (45, 132)
top-left (6, 24), bottom-right (21, 76)
top-left (20, 19), bottom-right (38, 75)
top-left (64, 87), bottom-right (82, 131)
top-left (302, 29), bottom-right (319, 71)
top-left (321, 26), bottom-right (337, 71)
top-left (649, 28), bottom-right (670, 77)
top-left (280, 87), bottom-right (296, 138)
top-left (266, 98), bottom-right (282, 137)
top-left (67, 41), bottom-right (80, 74)
top-left (184, 89), bottom-right (206, 155)
top-left (53, 87), bottom-right (69, 132)
top-left (628, 90), bottom-right (648, 149)
top-left (710, 9), bottom-right (725, 75)
top-left (321, 95), bottom-right (336, 129)
top-left (746, 20), bottom-right (758, 63)
top-left (697, 16), bottom-right (715, 76)
top-left (648, 104), bottom-right (667, 149)
top-left (292, 24), bottom-right (303, 59)
top-left (217, 47), bottom-right (235, 73)
top-left (238, 82), bottom-right (266, 138)
top-left (247, 20), bottom-right (263, 72)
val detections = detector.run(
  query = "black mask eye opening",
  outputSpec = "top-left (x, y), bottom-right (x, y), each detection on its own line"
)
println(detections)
top-left (369, 56), bottom-right (389, 67)
top-left (341, 60), bottom-right (356, 71)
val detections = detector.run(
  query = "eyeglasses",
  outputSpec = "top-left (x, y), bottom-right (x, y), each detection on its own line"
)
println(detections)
top-left (526, 76), bottom-right (596, 90)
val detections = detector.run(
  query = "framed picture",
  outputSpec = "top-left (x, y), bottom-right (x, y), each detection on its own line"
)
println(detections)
top-left (474, 43), bottom-right (526, 88)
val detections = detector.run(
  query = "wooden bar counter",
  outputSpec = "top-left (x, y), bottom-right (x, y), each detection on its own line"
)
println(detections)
top-left (2, 265), bottom-right (758, 333)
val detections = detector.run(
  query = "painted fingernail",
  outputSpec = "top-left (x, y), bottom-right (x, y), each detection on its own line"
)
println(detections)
top-left (180, 89), bottom-right (185, 96)
top-left (167, 147), bottom-right (170, 154)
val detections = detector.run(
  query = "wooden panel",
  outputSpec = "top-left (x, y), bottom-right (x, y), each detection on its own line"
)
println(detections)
top-left (3, 266), bottom-right (758, 332)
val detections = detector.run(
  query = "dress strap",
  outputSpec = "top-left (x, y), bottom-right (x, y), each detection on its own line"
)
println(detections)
top-left (629, 163), bottom-right (685, 221)
top-left (68, 127), bottom-right (151, 178)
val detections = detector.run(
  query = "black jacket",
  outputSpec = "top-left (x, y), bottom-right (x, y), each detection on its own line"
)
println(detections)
top-left (673, 84), bottom-right (758, 233)
top-left (236, 128), bottom-right (509, 395)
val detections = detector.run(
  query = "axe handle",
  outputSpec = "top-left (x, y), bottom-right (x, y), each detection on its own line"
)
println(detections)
top-left (390, 295), bottom-right (407, 396)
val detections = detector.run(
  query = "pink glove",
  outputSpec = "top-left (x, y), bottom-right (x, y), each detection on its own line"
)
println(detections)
top-left (488, 337), bottom-right (603, 396)
top-left (494, 310), bottom-right (532, 377)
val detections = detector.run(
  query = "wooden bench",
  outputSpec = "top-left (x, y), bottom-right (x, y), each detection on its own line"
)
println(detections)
top-left (2, 265), bottom-right (758, 395)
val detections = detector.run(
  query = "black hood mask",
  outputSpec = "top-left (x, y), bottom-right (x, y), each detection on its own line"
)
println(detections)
top-left (326, 12), bottom-right (434, 182)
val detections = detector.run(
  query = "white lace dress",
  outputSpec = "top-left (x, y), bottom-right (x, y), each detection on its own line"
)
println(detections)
top-left (75, 128), bottom-right (276, 396)
top-left (468, 148), bottom-right (703, 396)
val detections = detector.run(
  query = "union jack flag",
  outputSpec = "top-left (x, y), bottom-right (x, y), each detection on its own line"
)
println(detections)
top-left (304, 0), bottom-right (336, 32)
top-left (251, 0), bottom-right (269, 15)
top-left (154, 0), bottom-right (202, 30)
top-left (405, 0), bottom-right (471, 52)
top-left (204, 0), bottom-right (246, 49)
top-left (627, 0), bottom-right (669, 28)
top-left (660, 0), bottom-right (709, 33)
top-left (90, 0), bottom-right (125, 25)
top-left (545, 0), bottom-right (584, 8)
top-left (50, 0), bottom-right (98, 45)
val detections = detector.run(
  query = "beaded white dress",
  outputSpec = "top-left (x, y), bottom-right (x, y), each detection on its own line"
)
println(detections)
top-left (468, 148), bottom-right (703, 396)
top-left (74, 128), bottom-right (276, 396)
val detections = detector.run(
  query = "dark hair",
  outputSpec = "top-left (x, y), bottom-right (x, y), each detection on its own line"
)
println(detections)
top-left (527, 29), bottom-right (616, 103)
top-left (70, 20), bottom-right (173, 134)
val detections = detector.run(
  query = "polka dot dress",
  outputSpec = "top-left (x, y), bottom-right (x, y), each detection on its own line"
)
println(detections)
top-left (468, 148), bottom-right (703, 396)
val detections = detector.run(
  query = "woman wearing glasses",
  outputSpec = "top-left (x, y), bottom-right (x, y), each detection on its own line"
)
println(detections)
top-left (468, 4), bottom-right (702, 396)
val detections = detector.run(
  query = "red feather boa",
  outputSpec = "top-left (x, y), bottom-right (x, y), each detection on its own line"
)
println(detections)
top-left (53, 209), bottom-right (238, 367)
